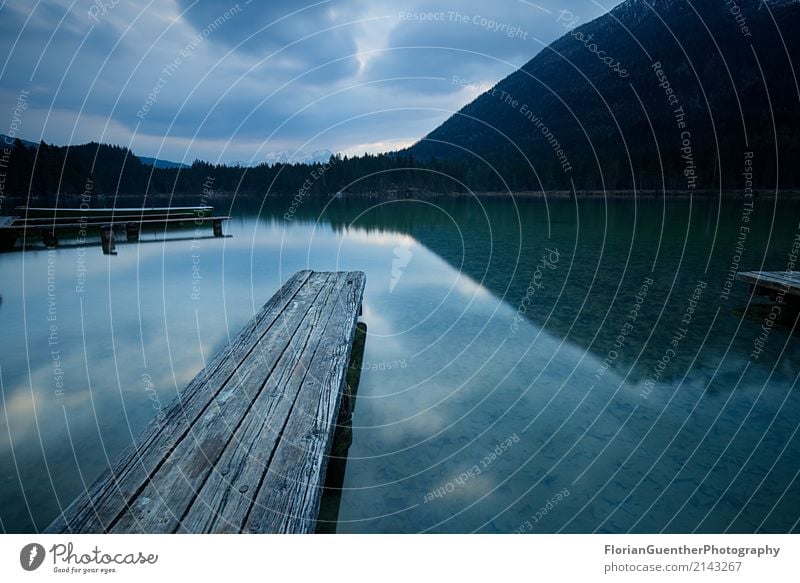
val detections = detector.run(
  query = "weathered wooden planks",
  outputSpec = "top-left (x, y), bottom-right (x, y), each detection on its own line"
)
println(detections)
top-left (244, 273), bottom-right (365, 534)
top-left (45, 270), bottom-right (366, 534)
top-left (736, 270), bottom-right (800, 298)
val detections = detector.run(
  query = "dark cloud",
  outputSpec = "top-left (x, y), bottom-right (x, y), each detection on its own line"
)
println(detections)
top-left (175, 0), bottom-right (361, 81)
top-left (0, 0), bottom-right (622, 162)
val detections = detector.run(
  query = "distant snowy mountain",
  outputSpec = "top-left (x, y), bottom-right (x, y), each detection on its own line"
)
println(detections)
top-left (229, 150), bottom-right (334, 167)
top-left (261, 149), bottom-right (334, 166)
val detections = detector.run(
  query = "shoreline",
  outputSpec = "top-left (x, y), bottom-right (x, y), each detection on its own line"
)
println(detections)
top-left (356, 189), bottom-right (798, 199)
top-left (6, 188), bottom-right (799, 207)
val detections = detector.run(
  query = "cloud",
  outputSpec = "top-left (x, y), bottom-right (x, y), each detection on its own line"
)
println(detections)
top-left (0, 0), bottom-right (623, 163)
top-left (175, 0), bottom-right (362, 80)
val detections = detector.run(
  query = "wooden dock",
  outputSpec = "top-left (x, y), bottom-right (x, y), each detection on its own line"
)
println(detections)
top-left (0, 205), bottom-right (230, 252)
top-left (45, 270), bottom-right (366, 534)
top-left (736, 270), bottom-right (800, 301)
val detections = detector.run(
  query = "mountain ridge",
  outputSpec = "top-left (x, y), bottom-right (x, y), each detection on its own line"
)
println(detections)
top-left (407, 0), bottom-right (800, 191)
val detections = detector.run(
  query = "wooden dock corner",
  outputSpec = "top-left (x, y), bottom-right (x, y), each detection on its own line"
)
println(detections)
top-left (736, 270), bottom-right (800, 303)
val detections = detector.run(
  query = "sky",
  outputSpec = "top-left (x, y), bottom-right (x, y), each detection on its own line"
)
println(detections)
top-left (0, 0), bottom-right (622, 164)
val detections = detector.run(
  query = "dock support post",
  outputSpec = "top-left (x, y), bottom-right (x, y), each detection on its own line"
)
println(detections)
top-left (42, 231), bottom-right (58, 248)
top-left (100, 225), bottom-right (116, 255)
top-left (315, 321), bottom-right (367, 533)
top-left (125, 222), bottom-right (140, 242)
top-left (212, 219), bottom-right (223, 237)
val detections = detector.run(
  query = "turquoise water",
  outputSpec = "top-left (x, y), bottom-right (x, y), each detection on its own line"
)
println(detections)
top-left (1, 195), bottom-right (799, 533)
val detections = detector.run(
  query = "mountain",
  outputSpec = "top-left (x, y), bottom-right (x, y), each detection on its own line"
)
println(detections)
top-left (407, 0), bottom-right (800, 191)
top-left (0, 140), bottom-right (158, 195)
top-left (137, 156), bottom-right (188, 169)
top-left (2, 134), bottom-right (187, 170)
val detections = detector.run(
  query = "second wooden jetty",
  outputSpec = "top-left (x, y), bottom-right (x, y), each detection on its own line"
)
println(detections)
top-left (0, 205), bottom-right (230, 252)
top-left (736, 270), bottom-right (800, 303)
top-left (45, 270), bottom-right (366, 534)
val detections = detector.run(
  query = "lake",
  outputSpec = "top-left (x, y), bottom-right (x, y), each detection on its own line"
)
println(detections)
top-left (1, 194), bottom-right (799, 533)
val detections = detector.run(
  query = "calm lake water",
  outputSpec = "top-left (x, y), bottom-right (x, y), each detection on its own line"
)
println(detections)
top-left (1, 195), bottom-right (799, 533)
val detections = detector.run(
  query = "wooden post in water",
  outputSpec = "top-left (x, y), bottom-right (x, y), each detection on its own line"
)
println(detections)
top-left (125, 222), bottom-right (140, 242)
top-left (100, 225), bottom-right (116, 255)
top-left (42, 230), bottom-right (58, 248)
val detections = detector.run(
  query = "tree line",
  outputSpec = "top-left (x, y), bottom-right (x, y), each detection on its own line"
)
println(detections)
top-left (0, 134), bottom-right (789, 206)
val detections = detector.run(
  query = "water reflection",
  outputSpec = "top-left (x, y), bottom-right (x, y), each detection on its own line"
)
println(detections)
top-left (0, 195), bottom-right (798, 533)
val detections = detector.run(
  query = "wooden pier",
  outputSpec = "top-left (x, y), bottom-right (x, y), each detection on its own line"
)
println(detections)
top-left (45, 270), bottom-right (366, 534)
top-left (0, 205), bottom-right (229, 252)
top-left (736, 270), bottom-right (800, 302)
